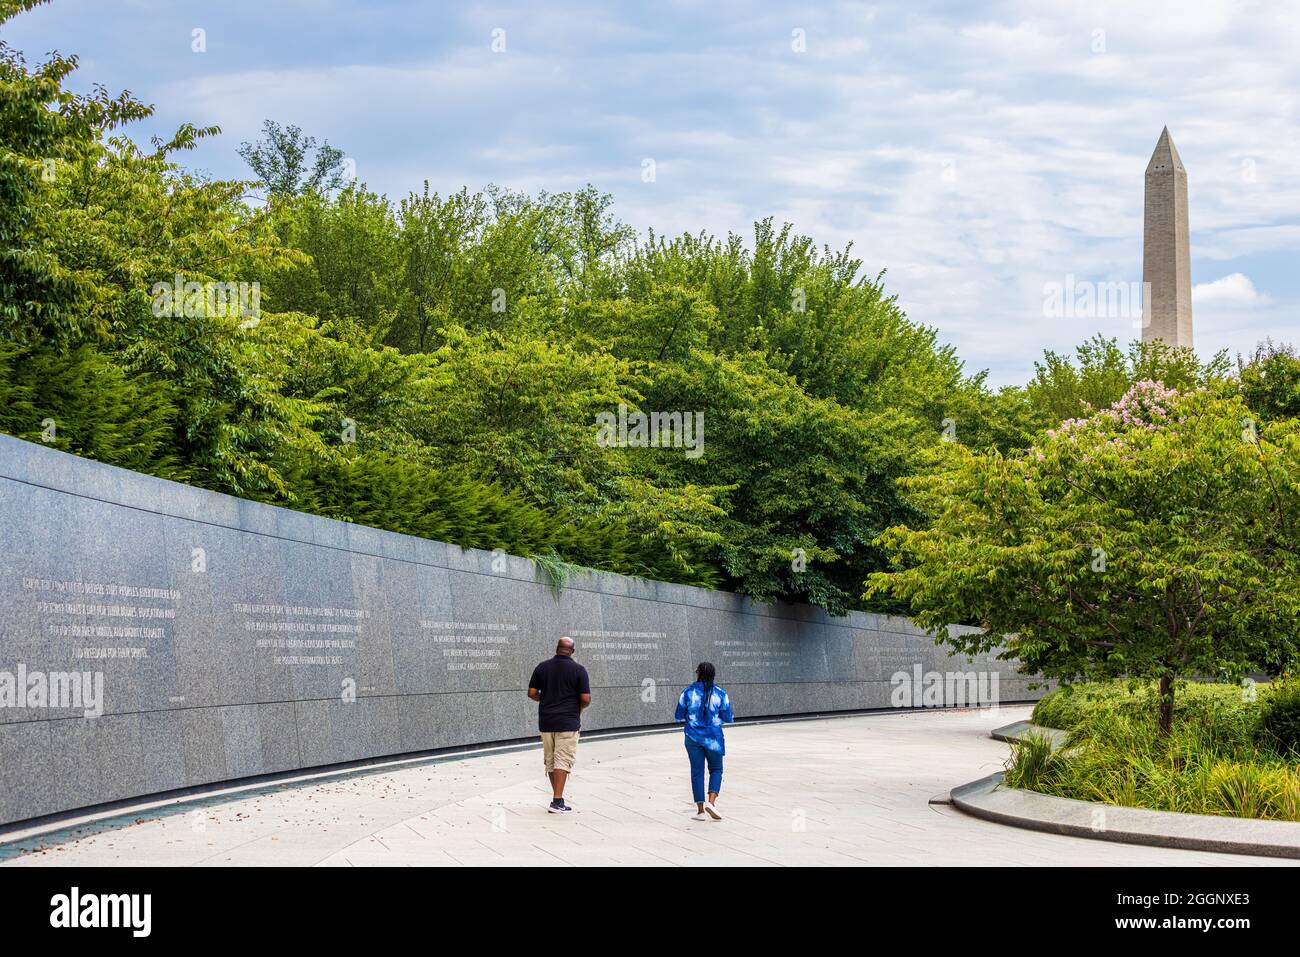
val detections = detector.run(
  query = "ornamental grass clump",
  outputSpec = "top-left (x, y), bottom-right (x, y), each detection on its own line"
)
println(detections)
top-left (1008, 679), bottom-right (1300, 820)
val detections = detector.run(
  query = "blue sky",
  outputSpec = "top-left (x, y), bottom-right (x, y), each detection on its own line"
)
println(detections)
top-left (7, 0), bottom-right (1298, 386)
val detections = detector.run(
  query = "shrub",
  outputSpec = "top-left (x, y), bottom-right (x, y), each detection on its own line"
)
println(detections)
top-left (1257, 680), bottom-right (1300, 757)
top-left (1007, 679), bottom-right (1300, 821)
top-left (1033, 680), bottom-right (1256, 748)
top-left (0, 342), bottom-right (188, 481)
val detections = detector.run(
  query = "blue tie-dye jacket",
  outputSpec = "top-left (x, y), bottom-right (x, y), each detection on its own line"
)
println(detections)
top-left (675, 681), bottom-right (735, 754)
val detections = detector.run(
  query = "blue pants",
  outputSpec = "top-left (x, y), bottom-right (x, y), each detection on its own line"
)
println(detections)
top-left (685, 738), bottom-right (723, 803)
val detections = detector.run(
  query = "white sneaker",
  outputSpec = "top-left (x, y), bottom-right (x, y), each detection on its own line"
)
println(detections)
top-left (691, 812), bottom-right (708, 821)
top-left (704, 801), bottom-right (722, 820)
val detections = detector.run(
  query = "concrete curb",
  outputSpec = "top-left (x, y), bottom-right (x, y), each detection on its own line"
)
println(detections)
top-left (951, 730), bottom-right (1300, 861)
top-left (989, 720), bottom-right (1068, 749)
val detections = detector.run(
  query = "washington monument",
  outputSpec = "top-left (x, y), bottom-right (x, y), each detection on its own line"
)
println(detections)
top-left (1142, 127), bottom-right (1192, 348)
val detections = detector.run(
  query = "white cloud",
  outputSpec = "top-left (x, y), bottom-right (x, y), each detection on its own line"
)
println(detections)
top-left (1193, 272), bottom-right (1267, 307)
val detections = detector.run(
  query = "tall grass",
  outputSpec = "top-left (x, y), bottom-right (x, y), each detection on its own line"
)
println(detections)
top-left (1005, 679), bottom-right (1300, 821)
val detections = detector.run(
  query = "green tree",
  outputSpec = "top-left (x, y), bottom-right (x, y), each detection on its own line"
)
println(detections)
top-left (410, 323), bottom-right (639, 506)
top-left (646, 350), bottom-right (922, 613)
top-left (497, 183), bottom-right (634, 300)
top-left (238, 120), bottom-right (347, 197)
top-left (385, 184), bottom-right (568, 352)
top-left (388, 185), bottom-right (492, 352)
top-left (1239, 340), bottom-right (1300, 423)
top-left (264, 185), bottom-right (401, 341)
top-left (1, 5), bottom-right (324, 497)
top-left (0, 0), bottom-right (151, 342)
top-left (1024, 334), bottom-right (1229, 430)
top-left (869, 382), bottom-right (1300, 733)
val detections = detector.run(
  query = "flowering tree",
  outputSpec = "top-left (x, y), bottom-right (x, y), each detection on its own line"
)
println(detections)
top-left (869, 382), bottom-right (1300, 733)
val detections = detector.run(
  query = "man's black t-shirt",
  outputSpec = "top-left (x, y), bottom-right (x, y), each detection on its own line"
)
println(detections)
top-left (529, 655), bottom-right (591, 732)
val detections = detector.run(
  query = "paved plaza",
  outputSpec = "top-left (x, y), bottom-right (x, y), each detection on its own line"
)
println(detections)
top-left (2, 705), bottom-right (1292, 867)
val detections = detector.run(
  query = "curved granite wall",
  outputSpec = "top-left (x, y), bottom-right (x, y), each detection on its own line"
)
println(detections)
top-left (0, 434), bottom-right (1040, 826)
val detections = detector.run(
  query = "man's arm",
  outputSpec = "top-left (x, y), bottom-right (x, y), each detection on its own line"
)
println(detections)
top-left (528, 687), bottom-right (542, 702)
top-left (578, 667), bottom-right (592, 710)
top-left (527, 666), bottom-right (542, 702)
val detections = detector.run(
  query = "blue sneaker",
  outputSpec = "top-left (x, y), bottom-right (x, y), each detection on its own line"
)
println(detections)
top-left (548, 799), bottom-right (572, 813)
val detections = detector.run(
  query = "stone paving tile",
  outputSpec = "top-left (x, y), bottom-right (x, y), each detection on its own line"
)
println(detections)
top-left (4, 705), bottom-right (1298, 867)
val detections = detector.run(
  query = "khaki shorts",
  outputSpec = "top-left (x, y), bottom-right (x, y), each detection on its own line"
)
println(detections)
top-left (540, 731), bottom-right (580, 772)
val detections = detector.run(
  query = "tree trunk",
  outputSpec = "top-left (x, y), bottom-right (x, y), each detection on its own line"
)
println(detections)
top-left (1158, 674), bottom-right (1174, 736)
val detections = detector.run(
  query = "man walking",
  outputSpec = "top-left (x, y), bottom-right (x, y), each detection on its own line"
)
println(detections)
top-left (527, 636), bottom-right (591, 813)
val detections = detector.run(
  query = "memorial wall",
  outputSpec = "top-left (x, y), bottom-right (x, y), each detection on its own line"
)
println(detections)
top-left (0, 434), bottom-right (1041, 826)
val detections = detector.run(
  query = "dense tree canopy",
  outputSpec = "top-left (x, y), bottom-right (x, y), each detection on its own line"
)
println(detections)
top-left (4, 0), bottom-right (1299, 626)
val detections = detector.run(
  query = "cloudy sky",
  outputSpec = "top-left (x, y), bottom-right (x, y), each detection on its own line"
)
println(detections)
top-left (7, 0), bottom-right (1298, 385)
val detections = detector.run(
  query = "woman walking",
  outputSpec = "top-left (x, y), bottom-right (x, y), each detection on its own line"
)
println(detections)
top-left (674, 662), bottom-right (734, 821)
